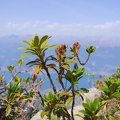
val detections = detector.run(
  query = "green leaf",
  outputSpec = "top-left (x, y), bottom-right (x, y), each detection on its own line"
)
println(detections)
top-left (26, 58), bottom-right (41, 66)
top-left (41, 110), bottom-right (46, 118)
top-left (85, 98), bottom-right (91, 109)
top-left (74, 91), bottom-right (81, 97)
top-left (76, 66), bottom-right (85, 77)
top-left (50, 44), bottom-right (60, 47)
top-left (82, 103), bottom-right (91, 113)
top-left (109, 83), bottom-right (117, 92)
top-left (61, 64), bottom-right (70, 70)
top-left (69, 47), bottom-right (74, 52)
top-left (100, 86), bottom-right (110, 93)
top-left (18, 46), bottom-right (28, 50)
top-left (65, 97), bottom-right (73, 107)
top-left (113, 92), bottom-right (120, 98)
top-left (29, 39), bottom-right (34, 47)
top-left (43, 45), bottom-right (51, 49)
top-left (59, 109), bottom-right (70, 118)
top-left (7, 65), bottom-right (14, 72)
top-left (18, 59), bottom-right (23, 66)
top-left (12, 82), bottom-right (20, 92)
top-left (0, 96), bottom-right (9, 103)
top-left (26, 48), bottom-right (38, 52)
top-left (22, 40), bottom-right (30, 45)
top-left (65, 70), bottom-right (73, 83)
top-left (79, 109), bottom-right (90, 117)
top-left (34, 34), bottom-right (39, 47)
top-left (55, 103), bottom-right (66, 108)
top-left (15, 75), bottom-right (21, 82)
top-left (48, 91), bottom-right (53, 100)
top-left (79, 88), bottom-right (89, 93)
top-left (86, 46), bottom-right (96, 54)
top-left (74, 81), bottom-right (79, 85)
top-left (64, 58), bottom-right (76, 64)
top-left (84, 73), bottom-right (94, 77)
top-left (6, 66), bottom-right (10, 71)
top-left (75, 114), bottom-right (82, 118)
top-left (109, 115), bottom-right (116, 120)
top-left (95, 104), bottom-right (104, 115)
top-left (20, 53), bottom-right (33, 59)
top-left (47, 64), bottom-right (56, 67)
top-left (51, 111), bottom-right (57, 120)
top-left (92, 97), bottom-right (99, 111)
top-left (39, 35), bottom-right (51, 49)
top-left (6, 104), bottom-right (11, 116)
top-left (102, 99), bottom-right (111, 104)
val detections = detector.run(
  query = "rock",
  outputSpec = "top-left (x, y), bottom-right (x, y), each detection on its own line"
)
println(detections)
top-left (31, 111), bottom-right (46, 120)
top-left (31, 87), bottom-right (101, 120)
top-left (84, 87), bottom-right (101, 101)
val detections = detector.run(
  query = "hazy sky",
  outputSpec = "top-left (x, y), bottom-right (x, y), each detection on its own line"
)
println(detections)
top-left (0, 0), bottom-right (120, 37)
top-left (0, 1), bottom-right (120, 75)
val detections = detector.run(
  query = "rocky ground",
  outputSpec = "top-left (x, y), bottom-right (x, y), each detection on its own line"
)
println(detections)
top-left (31, 87), bottom-right (101, 120)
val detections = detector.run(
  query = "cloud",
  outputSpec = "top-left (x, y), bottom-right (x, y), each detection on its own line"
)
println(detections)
top-left (104, 64), bottom-right (116, 71)
top-left (6, 22), bottom-right (83, 36)
top-left (1, 20), bottom-right (120, 47)
top-left (93, 64), bottom-right (116, 75)
top-left (96, 50), bottom-right (114, 58)
top-left (1, 20), bottom-right (120, 37)
top-left (93, 21), bottom-right (120, 29)
top-left (85, 64), bottom-right (117, 76)
top-left (5, 22), bottom-right (18, 29)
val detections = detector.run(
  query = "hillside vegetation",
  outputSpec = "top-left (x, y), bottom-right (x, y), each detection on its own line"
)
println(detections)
top-left (0, 34), bottom-right (120, 120)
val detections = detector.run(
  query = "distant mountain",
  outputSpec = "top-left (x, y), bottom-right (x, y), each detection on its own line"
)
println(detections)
top-left (85, 46), bottom-right (120, 75)
top-left (0, 35), bottom-right (119, 79)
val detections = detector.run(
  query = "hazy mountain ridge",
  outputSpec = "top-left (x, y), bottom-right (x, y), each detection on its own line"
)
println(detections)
top-left (0, 35), bottom-right (119, 76)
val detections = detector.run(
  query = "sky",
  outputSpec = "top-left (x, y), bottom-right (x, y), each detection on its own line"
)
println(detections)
top-left (0, 0), bottom-right (120, 37)
top-left (0, 0), bottom-right (120, 78)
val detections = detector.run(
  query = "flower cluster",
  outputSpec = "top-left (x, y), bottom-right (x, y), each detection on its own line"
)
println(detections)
top-left (73, 42), bottom-right (80, 56)
top-left (55, 44), bottom-right (67, 62)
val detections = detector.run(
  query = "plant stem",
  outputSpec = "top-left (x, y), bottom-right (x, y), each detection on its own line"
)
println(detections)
top-left (37, 91), bottom-right (44, 106)
top-left (6, 72), bottom-right (21, 86)
top-left (44, 67), bottom-right (57, 93)
top-left (67, 86), bottom-right (72, 91)
top-left (77, 54), bottom-right (90, 65)
top-left (59, 63), bottom-right (65, 90)
top-left (71, 84), bottom-right (75, 120)
top-left (59, 75), bottom-right (65, 90)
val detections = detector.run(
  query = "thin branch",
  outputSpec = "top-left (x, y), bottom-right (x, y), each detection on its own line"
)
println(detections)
top-left (67, 86), bottom-right (72, 92)
top-left (71, 89), bottom-right (75, 120)
top-left (59, 63), bottom-right (65, 91)
top-left (44, 66), bottom-right (57, 93)
top-left (37, 91), bottom-right (44, 106)
top-left (77, 53), bottom-right (90, 66)
top-left (6, 72), bottom-right (21, 86)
